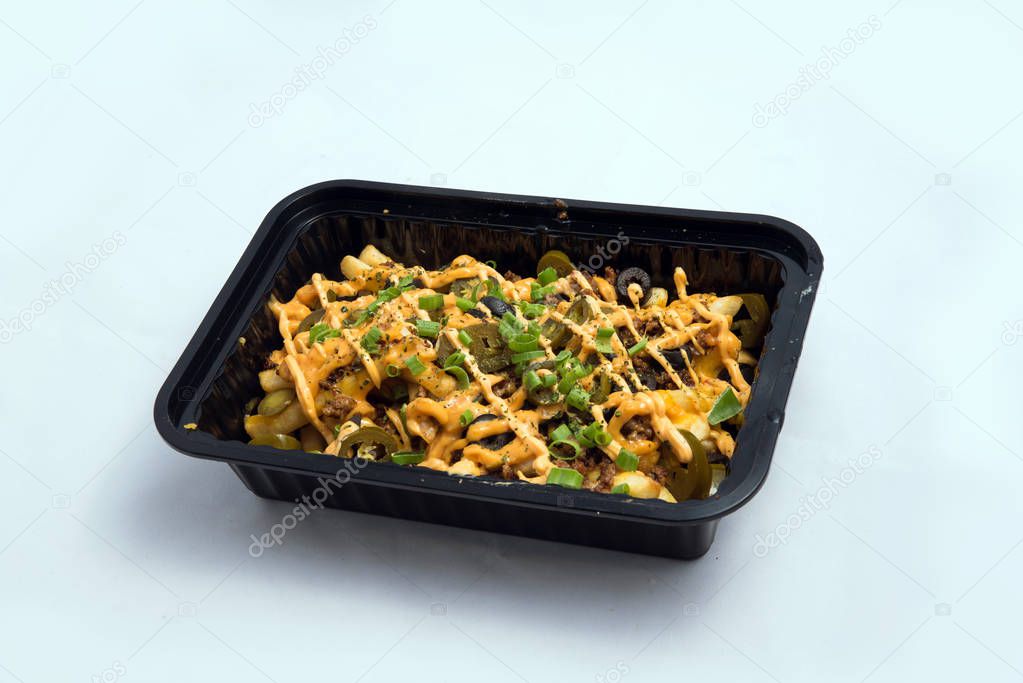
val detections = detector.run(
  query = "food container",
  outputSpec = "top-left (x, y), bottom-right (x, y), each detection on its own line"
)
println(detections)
top-left (154, 180), bottom-right (822, 558)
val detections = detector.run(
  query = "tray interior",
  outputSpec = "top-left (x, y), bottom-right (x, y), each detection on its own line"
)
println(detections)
top-left (197, 211), bottom-right (785, 447)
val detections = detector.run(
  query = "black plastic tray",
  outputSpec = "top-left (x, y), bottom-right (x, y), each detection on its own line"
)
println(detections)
top-left (154, 180), bottom-right (821, 558)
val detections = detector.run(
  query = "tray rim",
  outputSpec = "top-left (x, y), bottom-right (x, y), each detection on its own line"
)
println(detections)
top-left (154, 179), bottom-right (822, 525)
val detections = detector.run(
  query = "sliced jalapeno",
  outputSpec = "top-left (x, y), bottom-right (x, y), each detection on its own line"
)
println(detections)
top-left (541, 297), bottom-right (591, 349)
top-left (588, 371), bottom-right (612, 404)
top-left (248, 433), bottom-right (302, 450)
top-left (437, 323), bottom-right (511, 373)
top-left (658, 429), bottom-right (712, 502)
top-left (257, 389), bottom-right (296, 417)
top-left (537, 250), bottom-right (574, 277)
top-left (731, 293), bottom-right (770, 348)
top-left (297, 307), bottom-right (326, 334)
top-left (336, 426), bottom-right (398, 460)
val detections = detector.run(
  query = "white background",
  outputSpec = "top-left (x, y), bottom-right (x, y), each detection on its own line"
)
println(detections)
top-left (2, 1), bottom-right (1022, 681)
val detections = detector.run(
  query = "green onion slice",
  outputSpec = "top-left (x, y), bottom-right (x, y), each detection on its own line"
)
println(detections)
top-left (361, 326), bottom-right (383, 353)
top-left (404, 355), bottom-right (426, 376)
top-left (511, 350), bottom-right (545, 364)
top-left (523, 370), bottom-right (542, 392)
top-left (566, 385), bottom-right (590, 411)
top-left (458, 329), bottom-right (473, 345)
top-left (616, 448), bottom-right (639, 472)
top-left (508, 333), bottom-right (539, 353)
top-left (418, 294), bottom-right (444, 310)
top-left (550, 424), bottom-right (573, 442)
top-left (459, 409), bottom-right (474, 427)
top-left (308, 323), bottom-right (341, 345)
top-left (546, 466), bottom-right (583, 489)
top-left (385, 363), bottom-right (400, 377)
top-left (536, 266), bottom-right (558, 286)
top-left (456, 297), bottom-right (475, 312)
top-left (444, 350), bottom-right (466, 368)
top-left (414, 319), bottom-right (441, 338)
top-left (445, 365), bottom-right (470, 389)
top-left (627, 338), bottom-right (648, 357)
top-left (549, 439), bottom-right (582, 460)
top-left (611, 483), bottom-right (630, 495)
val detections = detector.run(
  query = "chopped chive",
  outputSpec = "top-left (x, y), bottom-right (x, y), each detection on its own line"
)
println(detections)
top-left (418, 293), bottom-right (444, 310)
top-left (511, 350), bottom-right (545, 364)
top-left (391, 451), bottom-right (425, 465)
top-left (444, 350), bottom-right (466, 368)
top-left (523, 370), bottom-right (542, 392)
top-left (611, 483), bottom-right (630, 495)
top-left (404, 355), bottom-right (426, 376)
top-left (541, 373), bottom-right (557, 388)
top-left (549, 439), bottom-right (582, 459)
top-left (455, 297), bottom-right (475, 312)
top-left (486, 278), bottom-right (506, 301)
top-left (414, 319), bottom-right (441, 338)
top-left (485, 259), bottom-right (497, 268)
top-left (385, 363), bottom-right (400, 377)
top-left (459, 409), bottom-right (474, 427)
top-left (308, 323), bottom-right (342, 345)
top-left (555, 349), bottom-right (572, 364)
top-left (595, 327), bottom-right (615, 355)
top-left (518, 301), bottom-right (546, 319)
top-left (537, 267), bottom-right (558, 286)
top-left (508, 333), bottom-right (539, 353)
top-left (445, 365), bottom-right (470, 388)
top-left (458, 329), bottom-right (472, 345)
top-left (361, 326), bottom-right (383, 354)
top-left (627, 337), bottom-right (648, 357)
top-left (594, 429), bottom-right (611, 447)
top-left (550, 424), bottom-right (573, 442)
top-left (566, 385), bottom-right (590, 411)
top-left (530, 282), bottom-right (556, 302)
top-left (498, 312), bottom-right (523, 341)
top-left (708, 387), bottom-right (743, 425)
top-left (547, 466), bottom-right (583, 489)
top-left (616, 449), bottom-right (639, 472)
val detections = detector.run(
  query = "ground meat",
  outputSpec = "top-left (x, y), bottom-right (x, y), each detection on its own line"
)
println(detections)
top-left (584, 459), bottom-right (616, 493)
top-left (321, 391), bottom-right (356, 419)
top-left (632, 356), bottom-right (670, 390)
top-left (503, 270), bottom-right (520, 281)
top-left (603, 266), bottom-right (617, 288)
top-left (641, 318), bottom-right (664, 338)
top-left (621, 415), bottom-right (655, 442)
top-left (649, 463), bottom-right (669, 485)
top-left (697, 329), bottom-right (717, 348)
top-left (543, 292), bottom-right (566, 306)
top-left (373, 404), bottom-right (399, 439)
